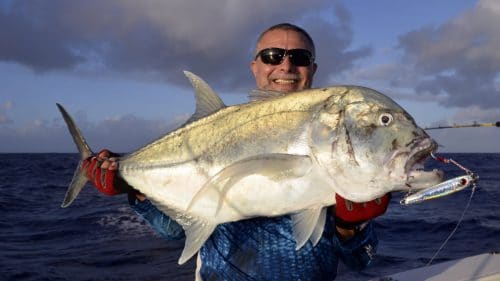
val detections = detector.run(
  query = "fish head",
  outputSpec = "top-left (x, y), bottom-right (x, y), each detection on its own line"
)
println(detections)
top-left (311, 86), bottom-right (443, 202)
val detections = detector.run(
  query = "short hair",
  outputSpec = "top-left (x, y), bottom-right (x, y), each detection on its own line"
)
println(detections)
top-left (255, 23), bottom-right (316, 55)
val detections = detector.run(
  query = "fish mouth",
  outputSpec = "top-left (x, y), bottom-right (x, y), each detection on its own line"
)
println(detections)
top-left (404, 138), bottom-right (443, 188)
top-left (404, 138), bottom-right (436, 174)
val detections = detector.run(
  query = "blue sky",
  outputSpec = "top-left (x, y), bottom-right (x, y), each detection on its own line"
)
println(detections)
top-left (1, 0), bottom-right (499, 153)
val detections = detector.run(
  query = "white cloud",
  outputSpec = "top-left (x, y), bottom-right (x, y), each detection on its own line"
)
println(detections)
top-left (0, 1), bottom-right (369, 90)
top-left (395, 0), bottom-right (500, 108)
top-left (342, 0), bottom-right (500, 111)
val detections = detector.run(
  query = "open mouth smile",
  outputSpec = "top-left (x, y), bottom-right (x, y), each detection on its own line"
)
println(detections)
top-left (273, 79), bottom-right (298, 85)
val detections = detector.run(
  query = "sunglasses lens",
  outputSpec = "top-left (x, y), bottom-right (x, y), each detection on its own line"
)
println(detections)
top-left (288, 49), bottom-right (313, 66)
top-left (259, 48), bottom-right (285, 65)
top-left (257, 48), bottom-right (313, 66)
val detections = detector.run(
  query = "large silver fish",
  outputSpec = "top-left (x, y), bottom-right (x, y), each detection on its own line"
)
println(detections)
top-left (58, 71), bottom-right (443, 264)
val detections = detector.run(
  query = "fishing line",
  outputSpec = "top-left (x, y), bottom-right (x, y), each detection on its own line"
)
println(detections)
top-left (418, 121), bottom-right (494, 265)
top-left (426, 154), bottom-right (478, 266)
top-left (426, 181), bottom-right (476, 266)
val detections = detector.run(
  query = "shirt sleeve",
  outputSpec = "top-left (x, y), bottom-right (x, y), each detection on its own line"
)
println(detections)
top-left (332, 221), bottom-right (378, 271)
top-left (129, 198), bottom-right (185, 240)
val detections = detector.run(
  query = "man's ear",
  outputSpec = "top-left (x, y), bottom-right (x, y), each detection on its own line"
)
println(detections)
top-left (250, 60), bottom-right (258, 78)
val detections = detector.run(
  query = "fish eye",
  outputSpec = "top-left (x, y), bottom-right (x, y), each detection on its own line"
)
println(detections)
top-left (379, 113), bottom-right (393, 126)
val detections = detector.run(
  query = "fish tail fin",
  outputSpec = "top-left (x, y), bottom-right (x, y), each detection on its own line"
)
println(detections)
top-left (178, 216), bottom-right (216, 265)
top-left (56, 103), bottom-right (94, 208)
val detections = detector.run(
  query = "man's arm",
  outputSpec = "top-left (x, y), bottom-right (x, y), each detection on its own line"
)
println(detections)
top-left (129, 196), bottom-right (185, 240)
top-left (333, 221), bottom-right (378, 270)
top-left (332, 193), bottom-right (391, 270)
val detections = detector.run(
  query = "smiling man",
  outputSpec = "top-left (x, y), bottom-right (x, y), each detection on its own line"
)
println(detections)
top-left (251, 25), bottom-right (317, 92)
top-left (83, 23), bottom-right (390, 281)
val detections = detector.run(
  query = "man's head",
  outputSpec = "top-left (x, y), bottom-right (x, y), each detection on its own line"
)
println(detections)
top-left (251, 23), bottom-right (317, 93)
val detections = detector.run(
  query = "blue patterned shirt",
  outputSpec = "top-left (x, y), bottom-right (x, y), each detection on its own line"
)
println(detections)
top-left (131, 199), bottom-right (377, 281)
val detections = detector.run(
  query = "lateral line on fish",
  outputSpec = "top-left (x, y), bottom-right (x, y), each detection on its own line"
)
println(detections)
top-left (120, 159), bottom-right (197, 172)
top-left (126, 108), bottom-right (313, 162)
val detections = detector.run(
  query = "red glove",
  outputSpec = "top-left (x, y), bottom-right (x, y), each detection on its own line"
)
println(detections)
top-left (334, 193), bottom-right (391, 229)
top-left (81, 149), bottom-right (131, 196)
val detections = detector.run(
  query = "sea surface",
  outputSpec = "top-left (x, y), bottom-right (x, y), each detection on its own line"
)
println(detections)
top-left (1, 153), bottom-right (499, 281)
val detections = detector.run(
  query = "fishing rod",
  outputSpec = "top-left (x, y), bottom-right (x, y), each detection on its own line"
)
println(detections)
top-left (424, 121), bottom-right (500, 130)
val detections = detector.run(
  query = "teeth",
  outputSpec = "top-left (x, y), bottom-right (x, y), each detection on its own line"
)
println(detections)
top-left (411, 163), bottom-right (424, 171)
top-left (274, 79), bottom-right (296, 84)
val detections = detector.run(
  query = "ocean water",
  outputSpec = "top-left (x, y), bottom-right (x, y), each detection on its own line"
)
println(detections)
top-left (0, 153), bottom-right (498, 281)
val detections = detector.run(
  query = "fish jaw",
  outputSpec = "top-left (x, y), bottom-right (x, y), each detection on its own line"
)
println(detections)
top-left (384, 137), bottom-right (444, 192)
top-left (338, 140), bottom-right (444, 202)
top-left (403, 138), bottom-right (444, 190)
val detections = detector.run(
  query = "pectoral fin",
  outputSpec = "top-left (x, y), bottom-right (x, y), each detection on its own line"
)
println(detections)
top-left (149, 198), bottom-right (216, 265)
top-left (178, 217), bottom-right (216, 265)
top-left (309, 207), bottom-right (327, 246)
top-left (187, 154), bottom-right (313, 216)
top-left (291, 207), bottom-right (326, 250)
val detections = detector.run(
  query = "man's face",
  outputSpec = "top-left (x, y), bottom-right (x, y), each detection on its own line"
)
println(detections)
top-left (251, 29), bottom-right (317, 93)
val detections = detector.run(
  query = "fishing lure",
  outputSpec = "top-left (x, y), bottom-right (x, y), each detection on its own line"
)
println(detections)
top-left (400, 174), bottom-right (477, 205)
top-left (400, 153), bottom-right (478, 205)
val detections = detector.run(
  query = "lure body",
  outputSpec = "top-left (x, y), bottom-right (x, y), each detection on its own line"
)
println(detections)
top-left (401, 174), bottom-right (476, 205)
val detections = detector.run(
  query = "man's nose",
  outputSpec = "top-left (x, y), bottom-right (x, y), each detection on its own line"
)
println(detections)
top-left (278, 56), bottom-right (295, 72)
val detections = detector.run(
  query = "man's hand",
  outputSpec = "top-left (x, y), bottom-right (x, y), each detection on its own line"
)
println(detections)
top-left (81, 149), bottom-right (132, 196)
top-left (334, 193), bottom-right (391, 240)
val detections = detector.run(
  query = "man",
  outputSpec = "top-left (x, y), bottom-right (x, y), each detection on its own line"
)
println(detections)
top-left (85, 23), bottom-right (390, 280)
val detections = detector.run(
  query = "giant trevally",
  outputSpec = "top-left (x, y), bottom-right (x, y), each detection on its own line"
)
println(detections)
top-left (58, 71), bottom-right (443, 264)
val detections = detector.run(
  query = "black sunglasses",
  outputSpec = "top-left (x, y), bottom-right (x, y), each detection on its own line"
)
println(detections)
top-left (255, 48), bottom-right (315, 67)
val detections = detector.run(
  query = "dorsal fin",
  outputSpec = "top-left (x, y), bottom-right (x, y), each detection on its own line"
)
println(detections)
top-left (183, 71), bottom-right (226, 124)
top-left (248, 89), bottom-right (286, 101)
